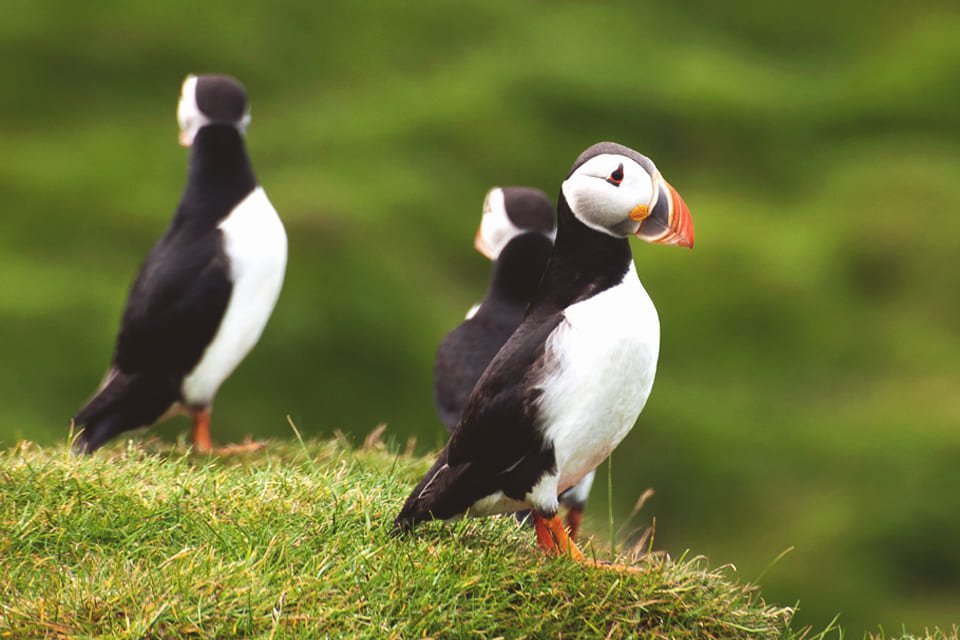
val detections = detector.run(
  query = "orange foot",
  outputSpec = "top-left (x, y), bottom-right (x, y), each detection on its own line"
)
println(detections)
top-left (532, 511), bottom-right (642, 573)
top-left (532, 512), bottom-right (585, 561)
top-left (189, 410), bottom-right (265, 456)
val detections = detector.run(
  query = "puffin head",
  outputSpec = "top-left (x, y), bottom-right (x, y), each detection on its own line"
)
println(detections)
top-left (177, 74), bottom-right (251, 147)
top-left (474, 186), bottom-right (557, 260)
top-left (562, 142), bottom-right (694, 248)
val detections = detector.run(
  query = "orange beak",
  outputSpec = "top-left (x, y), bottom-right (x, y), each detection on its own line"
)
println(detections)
top-left (179, 130), bottom-right (193, 147)
top-left (635, 175), bottom-right (694, 249)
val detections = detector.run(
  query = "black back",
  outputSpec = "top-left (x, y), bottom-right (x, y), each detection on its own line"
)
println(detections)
top-left (73, 125), bottom-right (257, 453)
top-left (433, 232), bottom-right (554, 430)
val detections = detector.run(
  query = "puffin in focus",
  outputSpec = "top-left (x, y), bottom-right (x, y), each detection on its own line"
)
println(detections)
top-left (395, 142), bottom-right (694, 562)
top-left (432, 185), bottom-right (596, 539)
top-left (71, 74), bottom-right (287, 454)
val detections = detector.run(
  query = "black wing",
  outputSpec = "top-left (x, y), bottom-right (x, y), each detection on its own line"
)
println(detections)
top-left (396, 311), bottom-right (563, 527)
top-left (432, 324), bottom-right (478, 431)
top-left (447, 312), bottom-right (562, 479)
top-left (114, 226), bottom-right (233, 377)
top-left (432, 304), bottom-right (525, 432)
top-left (72, 225), bottom-right (233, 453)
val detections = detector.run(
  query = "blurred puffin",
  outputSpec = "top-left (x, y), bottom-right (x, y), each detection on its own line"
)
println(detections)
top-left (432, 186), bottom-right (595, 539)
top-left (395, 142), bottom-right (694, 562)
top-left (71, 74), bottom-right (287, 454)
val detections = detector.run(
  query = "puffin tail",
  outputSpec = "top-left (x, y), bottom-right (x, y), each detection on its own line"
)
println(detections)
top-left (392, 448), bottom-right (453, 534)
top-left (71, 368), bottom-right (177, 454)
top-left (393, 448), bottom-right (482, 535)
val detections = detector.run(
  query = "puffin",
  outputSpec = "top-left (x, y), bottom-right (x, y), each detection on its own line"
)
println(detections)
top-left (395, 141), bottom-right (694, 562)
top-left (432, 185), bottom-right (596, 539)
top-left (71, 73), bottom-right (287, 454)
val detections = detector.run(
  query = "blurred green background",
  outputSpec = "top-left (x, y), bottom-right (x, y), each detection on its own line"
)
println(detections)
top-left (2, 0), bottom-right (958, 634)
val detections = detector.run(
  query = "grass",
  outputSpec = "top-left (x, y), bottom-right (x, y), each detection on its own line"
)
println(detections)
top-left (3, 1), bottom-right (960, 631)
top-left (0, 434), bottom-right (819, 640)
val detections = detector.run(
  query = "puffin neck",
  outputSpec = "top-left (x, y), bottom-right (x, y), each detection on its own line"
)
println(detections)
top-left (531, 195), bottom-right (633, 312)
top-left (179, 125), bottom-right (258, 225)
top-left (484, 232), bottom-right (553, 308)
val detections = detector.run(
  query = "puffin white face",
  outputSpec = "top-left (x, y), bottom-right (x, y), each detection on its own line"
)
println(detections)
top-left (176, 74), bottom-right (252, 148)
top-left (177, 75), bottom-right (207, 147)
top-left (473, 186), bottom-right (558, 260)
top-left (561, 154), bottom-right (657, 237)
top-left (562, 151), bottom-right (694, 247)
top-left (474, 188), bottom-right (519, 260)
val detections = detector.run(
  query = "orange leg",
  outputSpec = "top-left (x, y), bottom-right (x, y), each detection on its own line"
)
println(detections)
top-left (533, 511), bottom-right (643, 573)
top-left (532, 512), bottom-right (585, 561)
top-left (190, 408), bottom-right (213, 454)
top-left (534, 513), bottom-right (558, 553)
top-left (565, 507), bottom-right (584, 542)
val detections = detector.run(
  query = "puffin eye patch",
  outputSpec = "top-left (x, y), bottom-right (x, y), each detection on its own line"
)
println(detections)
top-left (605, 163), bottom-right (624, 187)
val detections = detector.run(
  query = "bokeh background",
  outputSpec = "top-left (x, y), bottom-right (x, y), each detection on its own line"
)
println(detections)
top-left (2, 0), bottom-right (958, 634)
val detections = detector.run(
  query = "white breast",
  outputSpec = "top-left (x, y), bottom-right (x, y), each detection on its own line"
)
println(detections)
top-left (182, 187), bottom-right (287, 406)
top-left (535, 262), bottom-right (660, 494)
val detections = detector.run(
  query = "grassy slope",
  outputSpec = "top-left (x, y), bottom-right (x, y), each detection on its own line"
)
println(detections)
top-left (0, 437), bottom-right (810, 640)
top-left (2, 1), bottom-right (960, 634)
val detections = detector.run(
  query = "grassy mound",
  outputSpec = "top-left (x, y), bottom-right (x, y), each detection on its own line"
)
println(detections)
top-left (0, 434), bottom-right (816, 639)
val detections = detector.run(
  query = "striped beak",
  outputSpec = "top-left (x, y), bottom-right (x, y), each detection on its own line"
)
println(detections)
top-left (633, 173), bottom-right (694, 249)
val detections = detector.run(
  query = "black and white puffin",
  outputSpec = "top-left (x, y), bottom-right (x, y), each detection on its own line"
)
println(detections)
top-left (395, 141), bottom-right (694, 561)
top-left (432, 186), bottom-right (595, 539)
top-left (71, 74), bottom-right (287, 454)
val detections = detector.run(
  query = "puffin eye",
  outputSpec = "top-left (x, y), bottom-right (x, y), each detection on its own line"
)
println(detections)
top-left (606, 163), bottom-right (624, 187)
